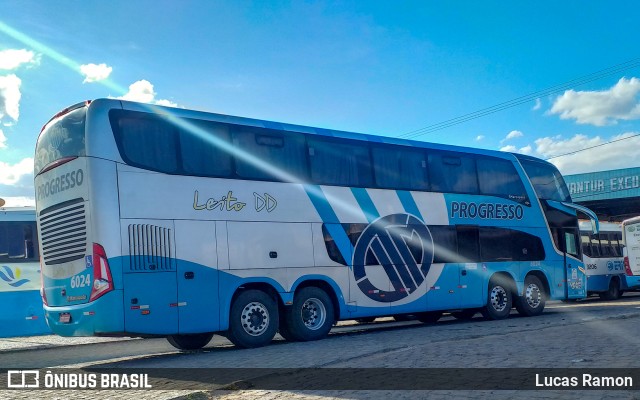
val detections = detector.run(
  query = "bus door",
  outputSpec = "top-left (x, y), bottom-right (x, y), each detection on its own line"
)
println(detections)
top-left (121, 220), bottom-right (178, 334)
top-left (174, 220), bottom-right (219, 333)
top-left (553, 226), bottom-right (586, 299)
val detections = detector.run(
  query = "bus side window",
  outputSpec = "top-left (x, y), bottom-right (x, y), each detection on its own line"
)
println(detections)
top-left (580, 233), bottom-right (591, 257)
top-left (590, 234), bottom-right (601, 258)
top-left (456, 225), bottom-right (480, 263)
top-left (600, 233), bottom-right (612, 257)
top-left (372, 146), bottom-right (429, 191)
top-left (430, 226), bottom-right (458, 263)
top-left (233, 127), bottom-right (308, 181)
top-left (429, 152), bottom-right (479, 194)
top-left (308, 137), bottom-right (373, 188)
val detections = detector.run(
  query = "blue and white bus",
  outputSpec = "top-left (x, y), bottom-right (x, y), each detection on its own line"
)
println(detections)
top-left (621, 216), bottom-right (640, 290)
top-left (580, 221), bottom-right (639, 300)
top-left (0, 201), bottom-right (49, 337)
top-left (34, 99), bottom-right (598, 349)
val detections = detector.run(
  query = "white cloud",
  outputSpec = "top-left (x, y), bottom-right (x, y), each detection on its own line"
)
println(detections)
top-left (116, 80), bottom-right (178, 107)
top-left (499, 144), bottom-right (532, 155)
top-left (549, 77), bottom-right (640, 126)
top-left (0, 49), bottom-right (38, 70)
top-left (475, 135), bottom-right (485, 142)
top-left (0, 196), bottom-right (35, 207)
top-left (504, 130), bottom-right (524, 141)
top-left (80, 63), bottom-right (113, 83)
top-left (0, 129), bottom-right (6, 148)
top-left (534, 132), bottom-right (640, 175)
top-left (532, 98), bottom-right (541, 111)
top-left (0, 158), bottom-right (35, 207)
top-left (0, 74), bottom-right (22, 122)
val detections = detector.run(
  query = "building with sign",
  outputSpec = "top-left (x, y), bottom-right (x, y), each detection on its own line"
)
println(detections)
top-left (564, 167), bottom-right (640, 221)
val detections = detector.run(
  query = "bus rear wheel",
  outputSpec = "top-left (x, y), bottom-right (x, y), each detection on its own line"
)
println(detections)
top-left (283, 287), bottom-right (334, 341)
top-left (416, 311), bottom-right (442, 324)
top-left (515, 275), bottom-right (546, 317)
top-left (482, 277), bottom-right (512, 320)
top-left (600, 278), bottom-right (622, 300)
top-left (167, 332), bottom-right (214, 351)
top-left (227, 289), bottom-right (278, 348)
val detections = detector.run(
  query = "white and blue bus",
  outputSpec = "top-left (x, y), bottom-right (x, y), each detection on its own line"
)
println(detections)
top-left (34, 99), bottom-right (598, 349)
top-left (621, 217), bottom-right (640, 290)
top-left (0, 201), bottom-right (49, 337)
top-left (580, 221), bottom-right (639, 300)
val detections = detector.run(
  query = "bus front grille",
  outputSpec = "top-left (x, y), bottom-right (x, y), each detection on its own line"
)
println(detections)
top-left (128, 224), bottom-right (175, 271)
top-left (39, 198), bottom-right (87, 265)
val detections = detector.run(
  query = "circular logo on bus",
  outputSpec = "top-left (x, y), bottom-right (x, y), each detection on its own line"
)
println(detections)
top-left (352, 213), bottom-right (434, 303)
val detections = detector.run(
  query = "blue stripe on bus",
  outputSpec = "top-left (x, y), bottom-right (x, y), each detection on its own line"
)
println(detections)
top-left (303, 184), bottom-right (353, 265)
top-left (350, 188), bottom-right (379, 223)
top-left (396, 190), bottom-right (423, 221)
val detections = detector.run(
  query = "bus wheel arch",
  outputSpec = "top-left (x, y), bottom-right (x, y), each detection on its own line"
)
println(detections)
top-left (226, 284), bottom-right (280, 348)
top-left (515, 273), bottom-right (547, 317)
top-left (281, 281), bottom-right (336, 342)
top-left (600, 276), bottom-right (622, 300)
top-left (482, 272), bottom-right (515, 320)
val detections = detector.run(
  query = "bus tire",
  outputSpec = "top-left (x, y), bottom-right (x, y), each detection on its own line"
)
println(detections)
top-left (227, 290), bottom-right (278, 348)
top-left (451, 309), bottom-right (478, 320)
top-left (600, 278), bottom-right (621, 301)
top-left (482, 276), bottom-right (512, 320)
top-left (416, 311), bottom-right (442, 324)
top-left (284, 287), bottom-right (334, 342)
top-left (167, 332), bottom-right (214, 351)
top-left (515, 275), bottom-right (546, 317)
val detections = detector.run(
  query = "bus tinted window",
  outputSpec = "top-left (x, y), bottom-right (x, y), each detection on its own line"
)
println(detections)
top-left (233, 127), bottom-right (308, 181)
top-left (429, 225), bottom-right (458, 263)
top-left (456, 225), bottom-right (480, 262)
top-left (112, 112), bottom-right (179, 174)
top-left (429, 153), bottom-right (478, 194)
top-left (35, 107), bottom-right (86, 175)
top-left (477, 158), bottom-right (528, 203)
top-left (372, 146), bottom-right (429, 190)
top-left (308, 137), bottom-right (372, 187)
top-left (179, 119), bottom-right (232, 177)
top-left (0, 221), bottom-right (38, 263)
top-left (518, 159), bottom-right (571, 202)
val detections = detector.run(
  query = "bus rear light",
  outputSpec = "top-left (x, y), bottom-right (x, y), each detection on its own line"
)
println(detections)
top-left (90, 243), bottom-right (114, 301)
top-left (624, 256), bottom-right (633, 276)
top-left (40, 256), bottom-right (48, 306)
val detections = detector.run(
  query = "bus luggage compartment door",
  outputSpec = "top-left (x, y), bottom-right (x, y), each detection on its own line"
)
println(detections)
top-left (122, 220), bottom-right (178, 334)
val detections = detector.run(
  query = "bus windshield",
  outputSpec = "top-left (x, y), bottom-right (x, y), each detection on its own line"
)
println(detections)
top-left (518, 158), bottom-right (571, 202)
top-left (35, 106), bottom-right (87, 175)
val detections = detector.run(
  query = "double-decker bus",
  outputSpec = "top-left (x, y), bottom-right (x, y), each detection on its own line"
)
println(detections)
top-left (0, 201), bottom-right (49, 337)
top-left (580, 221), bottom-right (639, 300)
top-left (34, 99), bottom-right (598, 350)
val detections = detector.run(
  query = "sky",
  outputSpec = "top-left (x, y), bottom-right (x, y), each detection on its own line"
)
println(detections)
top-left (1, 1), bottom-right (640, 207)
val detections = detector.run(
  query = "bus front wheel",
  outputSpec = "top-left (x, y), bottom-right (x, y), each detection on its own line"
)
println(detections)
top-left (283, 287), bottom-right (334, 341)
top-left (167, 332), bottom-right (214, 351)
top-left (482, 277), bottom-right (512, 320)
top-left (227, 289), bottom-right (279, 348)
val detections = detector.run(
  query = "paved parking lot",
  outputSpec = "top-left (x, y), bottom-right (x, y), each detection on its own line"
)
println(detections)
top-left (3, 297), bottom-right (640, 399)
